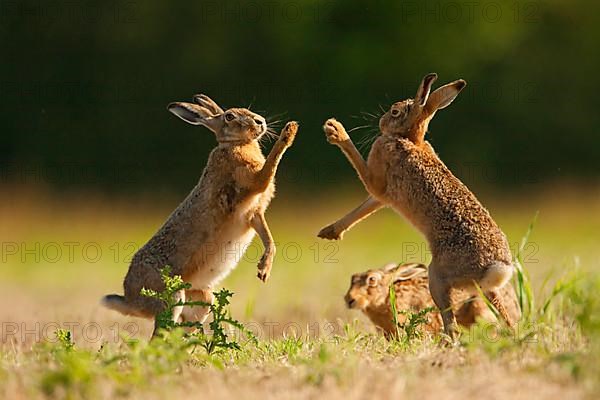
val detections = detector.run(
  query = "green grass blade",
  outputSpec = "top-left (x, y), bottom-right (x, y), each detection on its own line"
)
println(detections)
top-left (388, 282), bottom-right (401, 340)
top-left (513, 212), bottom-right (539, 320)
top-left (473, 281), bottom-right (500, 321)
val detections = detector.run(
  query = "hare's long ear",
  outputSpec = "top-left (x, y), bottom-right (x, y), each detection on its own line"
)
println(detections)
top-left (193, 94), bottom-right (224, 116)
top-left (383, 263), bottom-right (401, 273)
top-left (414, 73), bottom-right (438, 107)
top-left (167, 102), bottom-right (223, 133)
top-left (425, 79), bottom-right (467, 113)
top-left (392, 263), bottom-right (427, 282)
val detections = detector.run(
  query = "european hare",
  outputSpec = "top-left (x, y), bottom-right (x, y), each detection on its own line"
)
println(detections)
top-left (102, 94), bottom-right (298, 332)
top-left (346, 262), bottom-right (520, 338)
top-left (320, 74), bottom-right (519, 336)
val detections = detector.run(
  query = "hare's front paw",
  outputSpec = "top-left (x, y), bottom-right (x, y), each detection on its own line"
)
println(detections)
top-left (323, 118), bottom-right (350, 145)
top-left (279, 121), bottom-right (298, 147)
top-left (257, 251), bottom-right (274, 282)
top-left (318, 224), bottom-right (343, 240)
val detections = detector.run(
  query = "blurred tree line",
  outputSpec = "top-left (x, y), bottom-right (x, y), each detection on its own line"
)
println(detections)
top-left (1, 0), bottom-right (598, 195)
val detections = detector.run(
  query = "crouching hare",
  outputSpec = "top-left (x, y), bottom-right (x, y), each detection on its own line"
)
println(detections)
top-left (102, 94), bottom-right (298, 333)
top-left (346, 262), bottom-right (520, 339)
top-left (320, 74), bottom-right (519, 337)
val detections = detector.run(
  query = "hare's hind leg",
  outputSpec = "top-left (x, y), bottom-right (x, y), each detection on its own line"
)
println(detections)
top-left (484, 289), bottom-right (515, 328)
top-left (480, 262), bottom-right (515, 327)
top-left (428, 270), bottom-right (458, 339)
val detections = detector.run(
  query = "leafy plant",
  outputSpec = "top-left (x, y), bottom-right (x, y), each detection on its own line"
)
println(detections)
top-left (140, 265), bottom-right (256, 354)
top-left (139, 266), bottom-right (194, 332)
top-left (200, 288), bottom-right (257, 354)
top-left (389, 282), bottom-right (434, 344)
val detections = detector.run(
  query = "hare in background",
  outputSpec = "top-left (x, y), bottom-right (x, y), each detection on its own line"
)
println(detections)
top-left (319, 74), bottom-right (519, 337)
top-left (103, 94), bottom-right (298, 333)
top-left (345, 262), bottom-right (520, 339)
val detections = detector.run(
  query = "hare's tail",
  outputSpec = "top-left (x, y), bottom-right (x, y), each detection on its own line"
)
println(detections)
top-left (101, 294), bottom-right (155, 318)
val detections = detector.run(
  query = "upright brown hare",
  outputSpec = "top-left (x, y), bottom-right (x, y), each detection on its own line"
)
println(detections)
top-left (102, 94), bottom-right (298, 333)
top-left (319, 74), bottom-right (518, 337)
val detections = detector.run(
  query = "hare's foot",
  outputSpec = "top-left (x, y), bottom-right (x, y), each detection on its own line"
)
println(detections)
top-left (318, 224), bottom-right (343, 240)
top-left (438, 332), bottom-right (460, 348)
top-left (257, 251), bottom-right (274, 282)
top-left (279, 121), bottom-right (299, 147)
top-left (323, 118), bottom-right (350, 145)
top-left (429, 275), bottom-right (458, 340)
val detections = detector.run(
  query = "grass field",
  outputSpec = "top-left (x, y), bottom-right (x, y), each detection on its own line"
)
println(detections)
top-left (1, 185), bottom-right (599, 399)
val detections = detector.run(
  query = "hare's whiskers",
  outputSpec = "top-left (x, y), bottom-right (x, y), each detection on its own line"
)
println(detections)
top-left (348, 124), bottom-right (371, 133)
top-left (266, 120), bottom-right (283, 129)
top-left (266, 111), bottom-right (288, 124)
top-left (361, 111), bottom-right (380, 120)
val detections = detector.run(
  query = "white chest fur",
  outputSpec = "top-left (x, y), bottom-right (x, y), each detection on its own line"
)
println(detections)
top-left (187, 193), bottom-right (261, 289)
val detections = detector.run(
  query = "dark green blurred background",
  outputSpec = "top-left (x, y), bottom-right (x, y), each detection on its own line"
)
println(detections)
top-left (1, 0), bottom-right (598, 195)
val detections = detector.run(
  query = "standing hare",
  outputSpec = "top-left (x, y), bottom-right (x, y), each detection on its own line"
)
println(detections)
top-left (345, 262), bottom-right (520, 339)
top-left (102, 94), bottom-right (298, 333)
top-left (319, 74), bottom-right (518, 337)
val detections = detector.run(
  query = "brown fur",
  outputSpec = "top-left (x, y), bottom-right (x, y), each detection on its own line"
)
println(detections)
top-left (345, 263), bottom-right (520, 339)
top-left (319, 74), bottom-right (519, 336)
top-left (102, 94), bottom-right (298, 334)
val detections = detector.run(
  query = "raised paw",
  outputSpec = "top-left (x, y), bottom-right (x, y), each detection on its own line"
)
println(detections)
top-left (257, 252), bottom-right (274, 282)
top-left (278, 121), bottom-right (299, 147)
top-left (323, 118), bottom-right (350, 145)
top-left (317, 224), bottom-right (343, 241)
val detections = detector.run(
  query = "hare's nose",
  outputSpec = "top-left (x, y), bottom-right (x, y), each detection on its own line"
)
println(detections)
top-left (254, 118), bottom-right (264, 126)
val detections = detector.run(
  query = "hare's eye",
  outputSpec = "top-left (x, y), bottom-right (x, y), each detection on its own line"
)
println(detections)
top-left (367, 276), bottom-right (378, 287)
top-left (391, 109), bottom-right (400, 117)
top-left (225, 113), bottom-right (235, 122)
